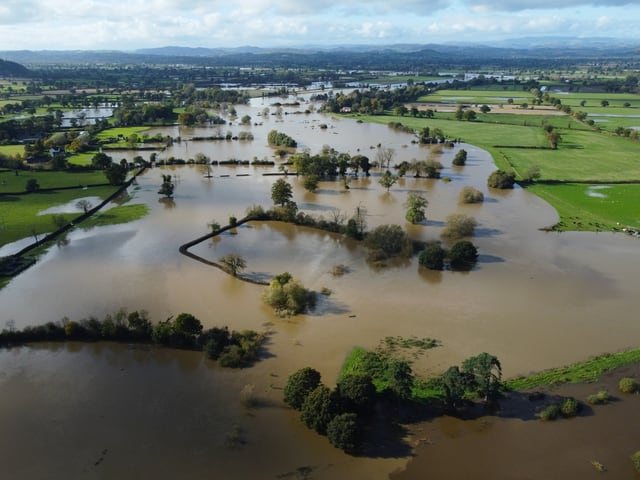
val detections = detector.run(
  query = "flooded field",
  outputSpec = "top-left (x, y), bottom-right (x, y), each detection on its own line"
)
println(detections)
top-left (1, 95), bottom-right (639, 479)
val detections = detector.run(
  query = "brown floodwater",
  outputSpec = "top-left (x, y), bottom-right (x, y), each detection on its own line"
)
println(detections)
top-left (1, 93), bottom-right (639, 479)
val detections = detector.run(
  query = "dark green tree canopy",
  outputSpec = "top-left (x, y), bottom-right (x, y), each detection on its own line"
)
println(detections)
top-left (284, 367), bottom-right (322, 410)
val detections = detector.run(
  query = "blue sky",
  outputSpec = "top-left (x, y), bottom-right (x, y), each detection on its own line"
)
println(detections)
top-left (0, 0), bottom-right (638, 50)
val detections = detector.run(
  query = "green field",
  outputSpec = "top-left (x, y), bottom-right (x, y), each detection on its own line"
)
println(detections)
top-left (349, 112), bottom-right (640, 230)
top-left (0, 185), bottom-right (118, 248)
top-left (0, 170), bottom-right (108, 193)
top-left (80, 203), bottom-right (149, 229)
top-left (0, 144), bottom-right (25, 157)
top-left (528, 183), bottom-right (640, 230)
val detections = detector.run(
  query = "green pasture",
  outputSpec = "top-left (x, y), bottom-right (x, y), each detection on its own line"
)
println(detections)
top-left (0, 185), bottom-right (117, 248)
top-left (420, 88), bottom-right (532, 104)
top-left (527, 183), bottom-right (640, 230)
top-left (96, 127), bottom-right (149, 142)
top-left (67, 152), bottom-right (97, 166)
top-left (80, 203), bottom-right (149, 229)
top-left (0, 144), bottom-right (25, 157)
top-left (0, 170), bottom-right (108, 193)
top-left (357, 114), bottom-right (640, 182)
top-left (506, 348), bottom-right (640, 391)
top-left (350, 113), bottom-right (640, 231)
top-left (363, 75), bottom-right (444, 84)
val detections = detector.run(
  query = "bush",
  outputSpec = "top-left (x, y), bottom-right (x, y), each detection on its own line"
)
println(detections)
top-left (459, 186), bottom-right (484, 204)
top-left (262, 274), bottom-right (316, 316)
top-left (284, 367), bottom-right (322, 410)
top-left (560, 397), bottom-right (581, 417)
top-left (327, 413), bottom-right (361, 453)
top-left (586, 390), bottom-right (612, 405)
top-left (619, 377), bottom-right (638, 394)
top-left (419, 243), bottom-right (446, 270)
top-left (440, 213), bottom-right (477, 240)
top-left (539, 404), bottom-right (560, 421)
top-left (364, 224), bottom-right (413, 262)
top-left (448, 240), bottom-right (478, 270)
top-left (452, 149), bottom-right (467, 166)
top-left (631, 451), bottom-right (640, 473)
top-left (487, 170), bottom-right (516, 189)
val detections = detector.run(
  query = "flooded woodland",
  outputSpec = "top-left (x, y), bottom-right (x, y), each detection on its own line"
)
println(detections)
top-left (1, 95), bottom-right (639, 479)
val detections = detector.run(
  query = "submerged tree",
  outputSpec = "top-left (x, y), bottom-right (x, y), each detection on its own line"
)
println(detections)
top-left (218, 254), bottom-right (247, 277)
top-left (378, 171), bottom-right (399, 192)
top-left (461, 352), bottom-right (502, 402)
top-left (284, 367), bottom-right (322, 410)
top-left (271, 178), bottom-right (293, 206)
top-left (404, 192), bottom-right (428, 224)
top-left (158, 174), bottom-right (175, 198)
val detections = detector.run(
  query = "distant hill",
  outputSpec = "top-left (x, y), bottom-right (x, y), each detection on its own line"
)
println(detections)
top-left (0, 58), bottom-right (30, 76)
top-left (1, 38), bottom-right (639, 70)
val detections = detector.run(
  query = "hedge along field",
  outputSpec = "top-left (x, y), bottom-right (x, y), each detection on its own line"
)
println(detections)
top-left (0, 185), bottom-right (118, 247)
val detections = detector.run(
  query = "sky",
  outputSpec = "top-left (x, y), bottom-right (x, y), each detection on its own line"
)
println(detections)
top-left (0, 0), bottom-right (638, 51)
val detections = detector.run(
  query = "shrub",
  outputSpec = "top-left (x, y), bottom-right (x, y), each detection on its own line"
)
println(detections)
top-left (448, 240), bottom-right (478, 270)
top-left (441, 213), bottom-right (477, 240)
top-left (262, 273), bottom-right (316, 316)
top-left (560, 397), bottom-right (581, 417)
top-left (459, 186), bottom-right (484, 204)
top-left (539, 404), bottom-right (560, 421)
top-left (487, 170), bottom-right (516, 189)
top-left (364, 224), bottom-right (413, 262)
top-left (284, 367), bottom-right (322, 410)
top-left (218, 344), bottom-right (245, 368)
top-left (619, 377), bottom-right (638, 394)
top-left (419, 243), bottom-right (446, 270)
top-left (631, 451), bottom-right (640, 473)
top-left (327, 413), bottom-right (361, 453)
top-left (303, 174), bottom-right (319, 192)
top-left (452, 149), bottom-right (467, 166)
top-left (586, 390), bottom-right (611, 405)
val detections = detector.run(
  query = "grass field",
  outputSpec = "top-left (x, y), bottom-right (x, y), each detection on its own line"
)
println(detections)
top-left (80, 203), bottom-right (149, 229)
top-left (0, 144), bottom-right (25, 156)
top-left (506, 348), bottom-right (640, 391)
top-left (0, 170), bottom-right (108, 192)
top-left (349, 112), bottom-right (640, 230)
top-left (0, 185), bottom-right (118, 248)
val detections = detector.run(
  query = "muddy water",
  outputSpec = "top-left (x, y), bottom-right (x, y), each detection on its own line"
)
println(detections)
top-left (1, 95), bottom-right (639, 479)
top-left (392, 364), bottom-right (640, 480)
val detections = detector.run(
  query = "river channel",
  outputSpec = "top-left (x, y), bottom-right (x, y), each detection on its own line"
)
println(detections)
top-left (1, 94), bottom-right (638, 479)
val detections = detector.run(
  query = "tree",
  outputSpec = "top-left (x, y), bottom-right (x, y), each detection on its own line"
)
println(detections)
top-left (337, 374), bottom-right (376, 413)
top-left (364, 224), bottom-right (413, 262)
top-left (378, 171), bottom-right (399, 192)
top-left (375, 147), bottom-right (395, 170)
top-left (158, 174), bottom-right (175, 198)
top-left (452, 149), bottom-right (467, 166)
top-left (76, 199), bottom-right (92, 213)
top-left (600, 99), bottom-right (609, 107)
top-left (25, 178), bottom-right (39, 192)
top-left (387, 360), bottom-right (414, 400)
top-left (461, 352), bottom-right (502, 402)
top-left (262, 274), bottom-right (316, 316)
top-left (271, 178), bottom-right (293, 206)
top-left (218, 254), bottom-right (247, 277)
top-left (441, 366), bottom-right (468, 409)
top-left (404, 192), bottom-right (427, 224)
top-left (448, 240), bottom-right (478, 270)
top-left (240, 114), bottom-right (251, 125)
top-left (463, 110), bottom-right (477, 121)
top-left (91, 152), bottom-right (113, 170)
top-left (173, 312), bottom-right (203, 337)
top-left (303, 174), bottom-right (319, 193)
top-left (105, 164), bottom-right (127, 185)
top-left (300, 385), bottom-right (341, 435)
top-left (419, 243), bottom-right (445, 270)
top-left (479, 104), bottom-right (491, 114)
top-left (327, 413), bottom-right (360, 452)
top-left (487, 170), bottom-right (516, 189)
